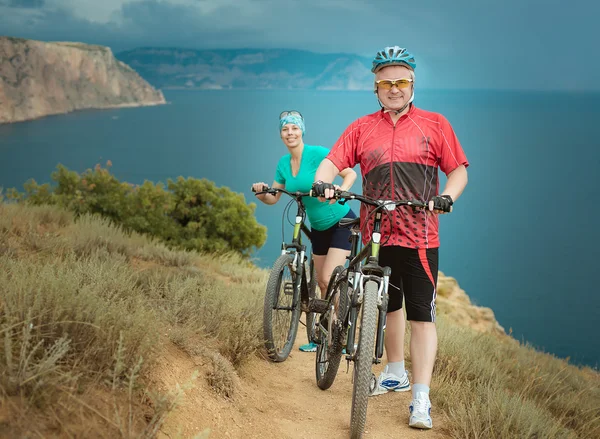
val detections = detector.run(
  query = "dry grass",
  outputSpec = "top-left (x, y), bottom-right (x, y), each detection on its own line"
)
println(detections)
top-left (170, 335), bottom-right (241, 399)
top-left (430, 317), bottom-right (600, 438)
top-left (0, 202), bottom-right (265, 437)
top-left (1, 201), bottom-right (598, 438)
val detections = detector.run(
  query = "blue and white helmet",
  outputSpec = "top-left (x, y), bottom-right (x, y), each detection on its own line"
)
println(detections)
top-left (371, 46), bottom-right (416, 73)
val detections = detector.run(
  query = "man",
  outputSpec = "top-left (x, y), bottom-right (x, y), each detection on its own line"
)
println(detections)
top-left (311, 46), bottom-right (469, 429)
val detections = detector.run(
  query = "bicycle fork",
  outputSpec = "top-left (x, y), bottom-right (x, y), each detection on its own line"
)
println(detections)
top-left (345, 269), bottom-right (391, 364)
top-left (294, 251), bottom-right (308, 309)
top-left (374, 267), bottom-right (391, 363)
top-left (277, 250), bottom-right (306, 311)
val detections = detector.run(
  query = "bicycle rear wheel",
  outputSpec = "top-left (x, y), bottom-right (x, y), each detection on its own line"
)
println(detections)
top-left (350, 280), bottom-right (378, 439)
top-left (263, 253), bottom-right (301, 362)
top-left (315, 265), bottom-right (349, 390)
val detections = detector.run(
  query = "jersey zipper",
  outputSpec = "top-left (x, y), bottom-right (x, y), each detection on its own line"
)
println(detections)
top-left (390, 121), bottom-right (397, 240)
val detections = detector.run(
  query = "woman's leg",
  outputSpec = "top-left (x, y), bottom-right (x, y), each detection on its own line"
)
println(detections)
top-left (312, 254), bottom-right (328, 298)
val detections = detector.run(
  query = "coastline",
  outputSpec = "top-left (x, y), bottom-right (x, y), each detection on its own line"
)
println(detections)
top-left (0, 98), bottom-right (167, 125)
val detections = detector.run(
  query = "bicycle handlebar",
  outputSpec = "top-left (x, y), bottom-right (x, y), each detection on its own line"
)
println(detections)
top-left (251, 185), bottom-right (312, 199)
top-left (333, 190), bottom-right (428, 210)
top-left (252, 186), bottom-right (432, 212)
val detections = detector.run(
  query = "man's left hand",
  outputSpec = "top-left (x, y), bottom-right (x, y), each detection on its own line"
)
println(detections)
top-left (428, 195), bottom-right (453, 214)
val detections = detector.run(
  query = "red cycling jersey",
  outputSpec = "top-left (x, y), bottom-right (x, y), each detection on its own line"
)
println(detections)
top-left (327, 104), bottom-right (469, 249)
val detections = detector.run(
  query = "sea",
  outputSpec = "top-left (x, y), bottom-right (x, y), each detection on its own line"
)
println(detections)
top-left (1, 88), bottom-right (598, 369)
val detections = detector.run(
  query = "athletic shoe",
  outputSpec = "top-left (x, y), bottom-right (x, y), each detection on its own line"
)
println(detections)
top-left (298, 341), bottom-right (318, 352)
top-left (409, 391), bottom-right (433, 429)
top-left (369, 368), bottom-right (410, 396)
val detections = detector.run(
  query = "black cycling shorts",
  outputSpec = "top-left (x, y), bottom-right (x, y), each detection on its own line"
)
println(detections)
top-left (379, 245), bottom-right (439, 322)
top-left (311, 209), bottom-right (357, 256)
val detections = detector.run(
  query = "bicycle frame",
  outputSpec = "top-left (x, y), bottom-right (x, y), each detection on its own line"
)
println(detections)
top-left (255, 187), bottom-right (314, 313)
top-left (335, 191), bottom-right (425, 364)
top-left (343, 208), bottom-right (391, 364)
top-left (311, 189), bottom-right (432, 437)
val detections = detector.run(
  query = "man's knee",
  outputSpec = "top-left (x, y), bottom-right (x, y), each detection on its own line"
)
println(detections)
top-left (409, 320), bottom-right (437, 335)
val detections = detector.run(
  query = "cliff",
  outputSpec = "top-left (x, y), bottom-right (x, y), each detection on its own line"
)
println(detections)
top-left (0, 37), bottom-right (166, 124)
top-left (437, 271), bottom-right (506, 335)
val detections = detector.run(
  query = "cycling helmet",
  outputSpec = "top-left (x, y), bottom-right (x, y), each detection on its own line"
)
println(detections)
top-left (371, 46), bottom-right (416, 73)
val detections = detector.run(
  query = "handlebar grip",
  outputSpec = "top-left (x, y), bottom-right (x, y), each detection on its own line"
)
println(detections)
top-left (309, 189), bottom-right (339, 198)
top-left (427, 200), bottom-right (453, 213)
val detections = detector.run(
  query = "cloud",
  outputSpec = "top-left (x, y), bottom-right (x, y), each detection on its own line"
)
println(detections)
top-left (0, 0), bottom-right (597, 90)
top-left (4, 0), bottom-right (45, 8)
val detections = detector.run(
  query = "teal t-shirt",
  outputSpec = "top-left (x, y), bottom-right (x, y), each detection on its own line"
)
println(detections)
top-left (275, 144), bottom-right (350, 231)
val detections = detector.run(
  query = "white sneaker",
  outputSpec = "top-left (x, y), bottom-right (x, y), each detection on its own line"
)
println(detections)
top-left (369, 369), bottom-right (410, 396)
top-left (409, 391), bottom-right (432, 429)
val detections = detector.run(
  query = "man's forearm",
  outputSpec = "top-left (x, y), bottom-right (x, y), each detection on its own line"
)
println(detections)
top-left (339, 170), bottom-right (356, 191)
top-left (314, 158), bottom-right (340, 183)
top-left (441, 165), bottom-right (468, 201)
top-left (339, 174), bottom-right (355, 191)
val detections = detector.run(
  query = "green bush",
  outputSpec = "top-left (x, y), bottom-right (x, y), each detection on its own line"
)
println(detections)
top-left (15, 162), bottom-right (266, 257)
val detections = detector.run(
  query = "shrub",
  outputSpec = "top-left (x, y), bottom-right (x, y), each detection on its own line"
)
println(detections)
top-left (14, 162), bottom-right (266, 256)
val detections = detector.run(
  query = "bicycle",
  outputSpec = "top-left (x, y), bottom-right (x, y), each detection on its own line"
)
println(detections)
top-left (312, 189), bottom-right (428, 439)
top-left (252, 186), bottom-right (318, 362)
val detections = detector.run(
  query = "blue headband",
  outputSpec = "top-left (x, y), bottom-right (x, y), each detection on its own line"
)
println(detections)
top-left (279, 115), bottom-right (305, 135)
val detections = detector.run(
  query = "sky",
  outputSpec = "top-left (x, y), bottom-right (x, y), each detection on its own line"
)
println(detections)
top-left (0, 0), bottom-right (598, 91)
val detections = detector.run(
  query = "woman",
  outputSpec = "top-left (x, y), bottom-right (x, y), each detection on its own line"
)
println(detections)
top-left (252, 110), bottom-right (357, 352)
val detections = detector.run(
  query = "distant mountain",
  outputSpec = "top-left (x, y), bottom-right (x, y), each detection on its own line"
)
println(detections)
top-left (115, 47), bottom-right (374, 91)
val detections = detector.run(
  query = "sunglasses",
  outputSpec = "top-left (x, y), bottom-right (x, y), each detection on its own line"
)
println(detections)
top-left (375, 78), bottom-right (413, 90)
top-left (279, 110), bottom-right (303, 119)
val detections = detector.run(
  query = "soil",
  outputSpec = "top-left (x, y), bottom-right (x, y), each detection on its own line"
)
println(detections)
top-left (152, 325), bottom-right (448, 439)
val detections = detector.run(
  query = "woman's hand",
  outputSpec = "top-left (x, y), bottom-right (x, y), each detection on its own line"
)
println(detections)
top-left (252, 182), bottom-right (269, 193)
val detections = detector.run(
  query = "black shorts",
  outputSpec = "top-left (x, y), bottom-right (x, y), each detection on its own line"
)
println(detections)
top-left (311, 209), bottom-right (357, 256)
top-left (379, 246), bottom-right (439, 322)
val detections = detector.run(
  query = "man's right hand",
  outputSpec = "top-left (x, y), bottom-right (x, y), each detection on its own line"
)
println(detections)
top-left (311, 180), bottom-right (336, 201)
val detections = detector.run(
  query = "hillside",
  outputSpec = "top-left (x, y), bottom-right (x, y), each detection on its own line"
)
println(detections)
top-left (115, 47), bottom-right (373, 90)
top-left (0, 202), bottom-right (598, 438)
top-left (0, 37), bottom-right (166, 124)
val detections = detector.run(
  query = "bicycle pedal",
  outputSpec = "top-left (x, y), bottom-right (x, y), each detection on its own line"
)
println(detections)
top-left (283, 281), bottom-right (294, 295)
top-left (309, 298), bottom-right (329, 314)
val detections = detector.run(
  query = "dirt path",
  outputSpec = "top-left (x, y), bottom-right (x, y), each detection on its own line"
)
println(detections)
top-left (154, 325), bottom-right (448, 439)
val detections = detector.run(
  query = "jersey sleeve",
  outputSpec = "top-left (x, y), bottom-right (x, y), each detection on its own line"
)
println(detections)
top-left (437, 114), bottom-right (469, 175)
top-left (326, 119), bottom-right (361, 171)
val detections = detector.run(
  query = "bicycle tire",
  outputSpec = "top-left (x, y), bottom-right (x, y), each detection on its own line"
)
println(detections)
top-left (263, 253), bottom-right (301, 362)
top-left (350, 280), bottom-right (378, 439)
top-left (315, 266), bottom-right (349, 390)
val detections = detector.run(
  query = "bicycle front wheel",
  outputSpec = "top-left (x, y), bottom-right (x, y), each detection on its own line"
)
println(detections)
top-left (350, 280), bottom-right (378, 439)
top-left (263, 253), bottom-right (301, 362)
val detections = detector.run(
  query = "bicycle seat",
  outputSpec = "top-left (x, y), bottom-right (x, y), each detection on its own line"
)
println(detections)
top-left (339, 217), bottom-right (360, 228)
